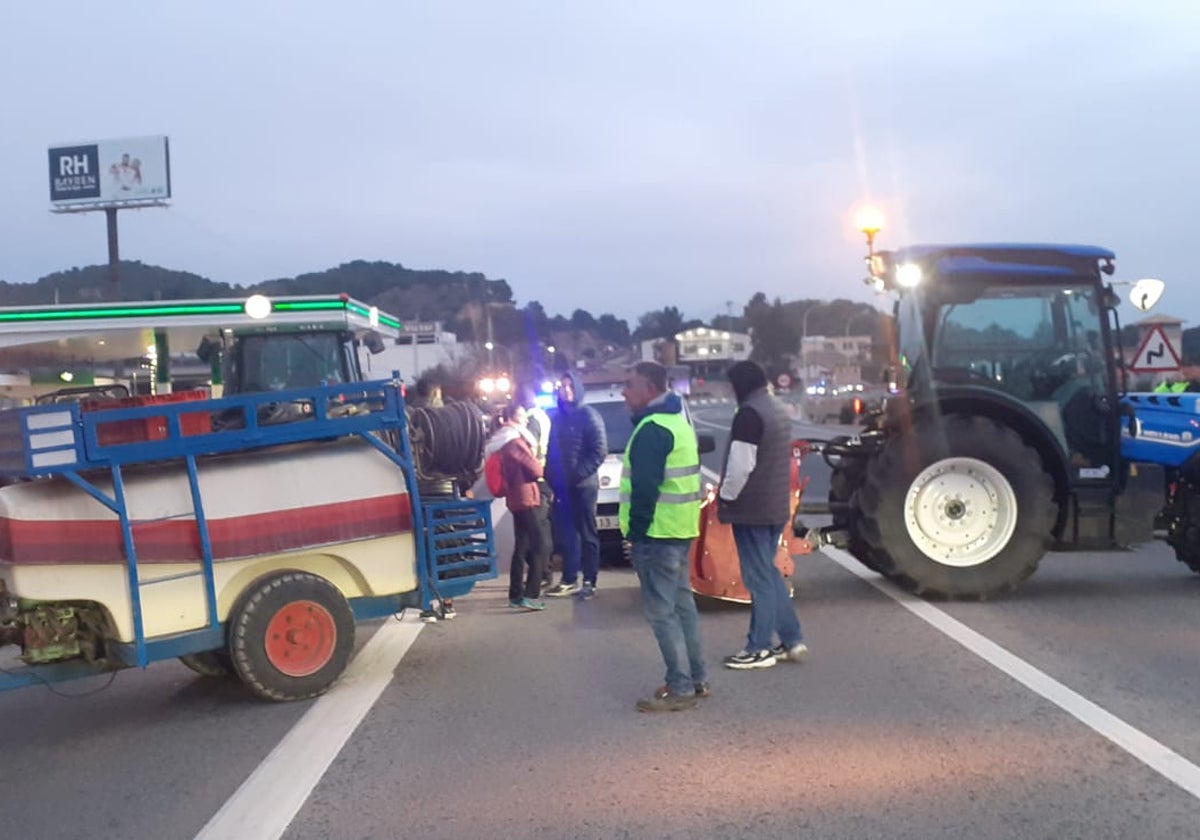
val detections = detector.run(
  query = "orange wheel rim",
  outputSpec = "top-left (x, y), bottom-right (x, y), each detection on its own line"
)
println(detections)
top-left (264, 600), bottom-right (336, 677)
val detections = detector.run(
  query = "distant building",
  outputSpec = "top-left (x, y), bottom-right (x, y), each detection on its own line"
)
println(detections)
top-left (799, 334), bottom-right (872, 388)
top-left (640, 338), bottom-right (677, 365)
top-left (672, 327), bottom-right (751, 377)
top-left (365, 321), bottom-right (461, 382)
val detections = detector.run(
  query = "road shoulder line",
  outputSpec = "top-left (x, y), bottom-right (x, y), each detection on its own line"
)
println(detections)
top-left (822, 545), bottom-right (1200, 801)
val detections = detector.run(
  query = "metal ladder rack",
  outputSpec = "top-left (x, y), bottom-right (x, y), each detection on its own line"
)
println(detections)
top-left (0, 379), bottom-right (495, 678)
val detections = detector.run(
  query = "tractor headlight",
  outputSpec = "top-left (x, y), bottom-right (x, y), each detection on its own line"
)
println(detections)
top-left (895, 263), bottom-right (923, 288)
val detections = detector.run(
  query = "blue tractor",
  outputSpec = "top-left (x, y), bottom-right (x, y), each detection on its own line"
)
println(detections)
top-left (796, 243), bottom-right (1182, 599)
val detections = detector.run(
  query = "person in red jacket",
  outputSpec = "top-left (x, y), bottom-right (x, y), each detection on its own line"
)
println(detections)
top-left (485, 404), bottom-right (548, 610)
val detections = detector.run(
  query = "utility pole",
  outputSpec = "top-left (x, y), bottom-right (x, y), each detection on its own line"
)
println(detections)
top-left (106, 207), bottom-right (120, 301)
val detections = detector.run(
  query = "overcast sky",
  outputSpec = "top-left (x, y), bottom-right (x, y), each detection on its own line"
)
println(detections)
top-left (1, 2), bottom-right (1195, 325)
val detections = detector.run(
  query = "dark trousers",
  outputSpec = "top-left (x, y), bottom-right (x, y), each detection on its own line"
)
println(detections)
top-left (509, 507), bottom-right (548, 600)
top-left (553, 484), bottom-right (600, 585)
top-left (537, 490), bottom-right (555, 582)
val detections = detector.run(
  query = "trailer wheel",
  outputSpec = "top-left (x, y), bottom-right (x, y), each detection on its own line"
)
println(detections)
top-left (179, 651), bottom-right (234, 678)
top-left (856, 415), bottom-right (1055, 599)
top-left (229, 572), bottom-right (355, 702)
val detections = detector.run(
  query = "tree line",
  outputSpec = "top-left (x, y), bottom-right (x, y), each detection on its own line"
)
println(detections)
top-left (4, 259), bottom-right (886, 374)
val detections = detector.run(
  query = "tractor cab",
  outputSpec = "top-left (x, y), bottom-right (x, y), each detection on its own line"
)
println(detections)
top-left (220, 328), bottom-right (367, 395)
top-left (881, 245), bottom-right (1122, 484)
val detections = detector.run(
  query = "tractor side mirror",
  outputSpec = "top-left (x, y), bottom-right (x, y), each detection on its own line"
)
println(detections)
top-left (196, 335), bottom-right (222, 364)
top-left (1120, 401), bottom-right (1140, 438)
top-left (362, 331), bottom-right (386, 355)
top-left (1129, 278), bottom-right (1165, 313)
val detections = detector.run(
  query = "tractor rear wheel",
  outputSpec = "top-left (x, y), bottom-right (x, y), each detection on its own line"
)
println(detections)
top-left (855, 415), bottom-right (1055, 599)
top-left (1166, 484), bottom-right (1200, 574)
top-left (229, 571), bottom-right (355, 701)
top-left (829, 457), bottom-right (892, 575)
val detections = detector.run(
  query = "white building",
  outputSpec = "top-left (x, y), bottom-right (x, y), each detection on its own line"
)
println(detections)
top-left (363, 322), bottom-right (462, 383)
top-left (799, 333), bottom-right (872, 387)
top-left (671, 327), bottom-right (752, 378)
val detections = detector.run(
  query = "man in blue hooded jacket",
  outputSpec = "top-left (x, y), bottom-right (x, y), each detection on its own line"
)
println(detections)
top-left (544, 371), bottom-right (607, 599)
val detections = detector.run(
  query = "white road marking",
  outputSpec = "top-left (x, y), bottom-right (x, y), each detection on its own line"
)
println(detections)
top-left (198, 498), bottom-right (506, 840)
top-left (821, 545), bottom-right (1200, 801)
top-left (711, 429), bottom-right (1199, 796)
top-left (194, 614), bottom-right (424, 840)
top-left (692, 417), bottom-right (727, 431)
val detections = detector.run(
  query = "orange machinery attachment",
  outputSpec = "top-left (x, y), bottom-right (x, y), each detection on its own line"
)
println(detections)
top-left (689, 440), bottom-right (813, 603)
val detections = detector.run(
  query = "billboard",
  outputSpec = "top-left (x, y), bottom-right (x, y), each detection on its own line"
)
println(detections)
top-left (48, 135), bottom-right (171, 209)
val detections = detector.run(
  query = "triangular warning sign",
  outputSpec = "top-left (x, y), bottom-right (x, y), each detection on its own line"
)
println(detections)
top-left (1128, 325), bottom-right (1181, 372)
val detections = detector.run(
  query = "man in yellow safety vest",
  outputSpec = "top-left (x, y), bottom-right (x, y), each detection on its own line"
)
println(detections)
top-left (619, 361), bottom-right (707, 712)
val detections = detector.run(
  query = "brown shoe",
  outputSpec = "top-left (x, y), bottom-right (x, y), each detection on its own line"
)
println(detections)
top-left (637, 690), bottom-right (698, 712)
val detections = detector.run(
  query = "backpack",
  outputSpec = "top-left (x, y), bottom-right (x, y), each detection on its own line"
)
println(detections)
top-left (484, 451), bottom-right (507, 497)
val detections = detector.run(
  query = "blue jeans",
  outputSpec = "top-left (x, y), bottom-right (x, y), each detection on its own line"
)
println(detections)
top-left (552, 484), bottom-right (600, 585)
top-left (630, 539), bottom-right (707, 695)
top-left (733, 524), bottom-right (802, 653)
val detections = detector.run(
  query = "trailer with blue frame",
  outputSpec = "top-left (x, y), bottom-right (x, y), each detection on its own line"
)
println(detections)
top-left (0, 377), bottom-right (496, 701)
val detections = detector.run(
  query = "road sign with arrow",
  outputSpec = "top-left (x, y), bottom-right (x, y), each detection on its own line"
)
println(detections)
top-left (1128, 325), bottom-right (1181, 373)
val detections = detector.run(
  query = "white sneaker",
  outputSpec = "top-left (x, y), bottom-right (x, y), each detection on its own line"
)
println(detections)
top-left (545, 581), bottom-right (582, 597)
top-left (773, 642), bottom-right (808, 663)
top-left (723, 649), bottom-right (778, 670)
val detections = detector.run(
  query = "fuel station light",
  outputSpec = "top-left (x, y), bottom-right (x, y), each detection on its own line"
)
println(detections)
top-left (243, 294), bottom-right (272, 319)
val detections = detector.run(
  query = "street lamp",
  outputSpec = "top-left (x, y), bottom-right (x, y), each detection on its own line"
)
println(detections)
top-left (854, 204), bottom-right (887, 291)
top-left (854, 205), bottom-right (884, 255)
top-left (484, 340), bottom-right (494, 368)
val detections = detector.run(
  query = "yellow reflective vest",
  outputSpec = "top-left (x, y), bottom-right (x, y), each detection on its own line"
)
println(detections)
top-left (618, 410), bottom-right (701, 539)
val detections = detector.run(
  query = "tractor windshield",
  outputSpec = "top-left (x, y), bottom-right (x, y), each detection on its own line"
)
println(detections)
top-left (227, 332), bottom-right (356, 394)
top-left (930, 284), bottom-right (1103, 401)
top-left (907, 281), bottom-right (1114, 470)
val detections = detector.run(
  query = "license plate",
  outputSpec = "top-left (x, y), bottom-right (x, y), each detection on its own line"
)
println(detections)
top-left (596, 515), bottom-right (619, 531)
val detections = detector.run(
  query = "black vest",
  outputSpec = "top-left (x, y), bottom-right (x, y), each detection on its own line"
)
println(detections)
top-left (717, 388), bottom-right (792, 526)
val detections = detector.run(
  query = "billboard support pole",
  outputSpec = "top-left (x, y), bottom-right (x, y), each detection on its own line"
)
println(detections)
top-left (106, 207), bottom-right (120, 301)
